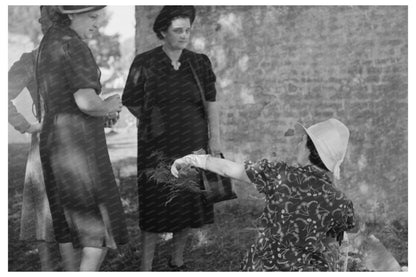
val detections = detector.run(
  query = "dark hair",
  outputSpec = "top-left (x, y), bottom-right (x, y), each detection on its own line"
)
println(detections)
top-left (39, 6), bottom-right (56, 33)
top-left (153, 6), bottom-right (196, 40)
top-left (306, 136), bottom-right (329, 171)
top-left (49, 10), bottom-right (71, 27)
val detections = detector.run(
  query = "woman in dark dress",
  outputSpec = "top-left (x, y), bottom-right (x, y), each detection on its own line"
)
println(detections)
top-left (36, 6), bottom-right (128, 271)
top-left (172, 118), bottom-right (355, 271)
top-left (122, 6), bottom-right (221, 271)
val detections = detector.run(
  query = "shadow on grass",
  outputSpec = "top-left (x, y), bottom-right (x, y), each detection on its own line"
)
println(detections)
top-left (8, 143), bottom-right (407, 271)
top-left (8, 143), bottom-right (262, 271)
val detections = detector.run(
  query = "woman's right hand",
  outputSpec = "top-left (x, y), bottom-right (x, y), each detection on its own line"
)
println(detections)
top-left (171, 154), bottom-right (208, 178)
top-left (105, 94), bottom-right (123, 114)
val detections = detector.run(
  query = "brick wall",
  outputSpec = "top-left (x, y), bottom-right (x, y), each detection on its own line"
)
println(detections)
top-left (134, 6), bottom-right (408, 223)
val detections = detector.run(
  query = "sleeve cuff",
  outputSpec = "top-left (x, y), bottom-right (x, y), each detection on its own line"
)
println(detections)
top-left (244, 160), bottom-right (257, 184)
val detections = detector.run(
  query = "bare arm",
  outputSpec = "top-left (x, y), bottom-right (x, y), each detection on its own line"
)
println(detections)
top-left (8, 52), bottom-right (35, 133)
top-left (171, 154), bottom-right (251, 184)
top-left (8, 89), bottom-right (31, 133)
top-left (74, 89), bottom-right (121, 117)
top-left (205, 156), bottom-right (251, 183)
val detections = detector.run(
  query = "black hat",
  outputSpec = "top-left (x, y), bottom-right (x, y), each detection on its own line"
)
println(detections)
top-left (58, 6), bottom-right (106, 14)
top-left (153, 6), bottom-right (196, 39)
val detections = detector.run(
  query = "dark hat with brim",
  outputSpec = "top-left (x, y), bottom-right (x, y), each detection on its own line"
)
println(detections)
top-left (58, 6), bottom-right (106, 14)
top-left (153, 6), bottom-right (196, 35)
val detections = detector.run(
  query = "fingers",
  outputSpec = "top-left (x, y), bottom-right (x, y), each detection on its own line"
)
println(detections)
top-left (112, 97), bottom-right (122, 112)
top-left (27, 122), bottom-right (43, 134)
top-left (170, 155), bottom-right (203, 178)
top-left (171, 161), bottom-right (179, 178)
top-left (105, 94), bottom-right (123, 112)
top-left (171, 158), bottom-right (187, 177)
top-left (107, 112), bottom-right (118, 119)
top-left (113, 100), bottom-right (123, 112)
top-left (117, 99), bottom-right (123, 112)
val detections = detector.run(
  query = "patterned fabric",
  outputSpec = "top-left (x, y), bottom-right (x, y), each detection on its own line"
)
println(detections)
top-left (122, 46), bottom-right (216, 232)
top-left (37, 25), bottom-right (128, 249)
top-left (241, 159), bottom-right (355, 271)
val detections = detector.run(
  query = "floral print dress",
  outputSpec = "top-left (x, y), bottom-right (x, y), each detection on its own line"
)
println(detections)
top-left (241, 159), bottom-right (355, 271)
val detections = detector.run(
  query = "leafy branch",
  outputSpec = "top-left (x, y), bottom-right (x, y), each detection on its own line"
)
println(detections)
top-left (143, 151), bottom-right (205, 205)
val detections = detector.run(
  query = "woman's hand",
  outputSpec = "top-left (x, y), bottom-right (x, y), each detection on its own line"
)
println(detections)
top-left (26, 122), bottom-right (42, 134)
top-left (171, 154), bottom-right (208, 178)
top-left (104, 112), bottom-right (120, 128)
top-left (74, 89), bottom-right (122, 117)
top-left (172, 154), bottom-right (251, 183)
top-left (104, 94), bottom-right (123, 114)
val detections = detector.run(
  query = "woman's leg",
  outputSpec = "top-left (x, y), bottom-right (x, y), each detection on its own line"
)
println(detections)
top-left (37, 241), bottom-right (59, 271)
top-left (140, 231), bottom-right (158, 271)
top-left (171, 228), bottom-right (190, 266)
top-left (59, 242), bottom-right (81, 271)
top-left (79, 247), bottom-right (107, 271)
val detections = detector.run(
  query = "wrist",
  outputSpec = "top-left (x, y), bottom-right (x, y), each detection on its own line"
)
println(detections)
top-left (26, 123), bottom-right (40, 134)
top-left (25, 125), bottom-right (33, 134)
top-left (198, 154), bottom-right (208, 169)
top-left (22, 125), bottom-right (32, 134)
top-left (187, 154), bottom-right (208, 169)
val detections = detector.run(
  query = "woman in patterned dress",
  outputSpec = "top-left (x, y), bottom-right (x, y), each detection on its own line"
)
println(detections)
top-left (36, 6), bottom-right (128, 271)
top-left (171, 118), bottom-right (355, 271)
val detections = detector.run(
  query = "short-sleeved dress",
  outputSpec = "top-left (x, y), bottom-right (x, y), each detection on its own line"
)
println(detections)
top-left (8, 51), bottom-right (55, 242)
top-left (242, 159), bottom-right (355, 271)
top-left (37, 25), bottom-right (128, 249)
top-left (122, 46), bottom-right (216, 232)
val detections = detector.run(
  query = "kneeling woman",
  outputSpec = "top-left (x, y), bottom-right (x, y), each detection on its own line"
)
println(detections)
top-left (171, 118), bottom-right (355, 271)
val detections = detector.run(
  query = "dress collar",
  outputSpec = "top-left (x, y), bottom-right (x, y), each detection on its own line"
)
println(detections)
top-left (157, 45), bottom-right (189, 65)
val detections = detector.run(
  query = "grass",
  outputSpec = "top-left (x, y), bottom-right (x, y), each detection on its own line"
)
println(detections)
top-left (8, 143), bottom-right (407, 271)
top-left (8, 143), bottom-right (260, 271)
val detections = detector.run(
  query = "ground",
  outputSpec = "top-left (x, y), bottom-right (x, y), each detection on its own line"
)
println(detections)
top-left (8, 142), bottom-right (407, 271)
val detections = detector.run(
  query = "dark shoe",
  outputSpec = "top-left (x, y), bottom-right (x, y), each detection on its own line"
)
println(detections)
top-left (168, 257), bottom-right (187, 271)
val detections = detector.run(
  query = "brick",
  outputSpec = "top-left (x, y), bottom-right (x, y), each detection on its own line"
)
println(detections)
top-left (133, 5), bottom-right (408, 225)
top-left (365, 74), bottom-right (380, 83)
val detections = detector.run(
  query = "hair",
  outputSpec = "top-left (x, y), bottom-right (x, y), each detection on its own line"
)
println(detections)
top-left (38, 6), bottom-right (55, 32)
top-left (153, 6), bottom-right (196, 40)
top-left (51, 13), bottom-right (71, 27)
top-left (41, 6), bottom-right (71, 27)
top-left (306, 136), bottom-right (329, 171)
